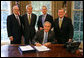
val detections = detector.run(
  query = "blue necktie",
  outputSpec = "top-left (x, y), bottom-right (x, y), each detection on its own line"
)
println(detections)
top-left (42, 15), bottom-right (45, 25)
top-left (43, 32), bottom-right (48, 44)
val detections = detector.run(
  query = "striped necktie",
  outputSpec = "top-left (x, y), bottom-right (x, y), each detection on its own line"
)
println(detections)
top-left (28, 14), bottom-right (31, 24)
top-left (16, 15), bottom-right (21, 25)
top-left (59, 18), bottom-right (62, 28)
top-left (43, 32), bottom-right (48, 44)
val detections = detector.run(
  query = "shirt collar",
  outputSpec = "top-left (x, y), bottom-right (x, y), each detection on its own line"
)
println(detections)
top-left (44, 31), bottom-right (48, 34)
top-left (59, 17), bottom-right (64, 21)
top-left (27, 13), bottom-right (31, 16)
top-left (43, 14), bottom-right (47, 17)
top-left (14, 13), bottom-right (18, 17)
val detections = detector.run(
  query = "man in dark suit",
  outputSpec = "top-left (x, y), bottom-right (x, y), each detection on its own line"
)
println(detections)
top-left (54, 8), bottom-right (74, 44)
top-left (33, 21), bottom-right (56, 46)
top-left (7, 5), bottom-right (22, 44)
top-left (21, 4), bottom-right (37, 45)
top-left (37, 6), bottom-right (53, 30)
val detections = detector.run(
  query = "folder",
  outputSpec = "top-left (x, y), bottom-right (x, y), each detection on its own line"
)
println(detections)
top-left (18, 45), bottom-right (35, 54)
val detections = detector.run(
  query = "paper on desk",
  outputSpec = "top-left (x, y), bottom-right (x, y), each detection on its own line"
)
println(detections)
top-left (19, 45), bottom-right (34, 51)
top-left (34, 45), bottom-right (50, 51)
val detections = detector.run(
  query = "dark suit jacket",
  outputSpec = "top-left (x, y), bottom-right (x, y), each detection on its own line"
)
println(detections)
top-left (7, 14), bottom-right (22, 44)
top-left (21, 13), bottom-right (37, 44)
top-left (33, 30), bottom-right (56, 44)
top-left (37, 14), bottom-right (53, 30)
top-left (54, 17), bottom-right (74, 44)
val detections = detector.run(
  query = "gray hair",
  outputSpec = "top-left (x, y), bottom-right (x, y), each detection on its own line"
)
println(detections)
top-left (13, 5), bottom-right (19, 10)
top-left (58, 8), bottom-right (65, 13)
top-left (43, 21), bottom-right (51, 27)
top-left (26, 4), bottom-right (32, 9)
top-left (42, 5), bottom-right (47, 10)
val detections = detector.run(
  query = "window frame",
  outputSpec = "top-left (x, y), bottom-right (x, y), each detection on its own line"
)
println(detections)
top-left (1, 1), bottom-right (11, 45)
top-left (71, 1), bottom-right (83, 41)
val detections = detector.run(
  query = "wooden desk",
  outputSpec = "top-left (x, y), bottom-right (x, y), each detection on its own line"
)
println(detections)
top-left (1, 44), bottom-right (82, 57)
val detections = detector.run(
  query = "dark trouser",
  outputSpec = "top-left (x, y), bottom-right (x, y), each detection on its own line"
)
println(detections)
top-left (24, 38), bottom-right (30, 45)
top-left (56, 38), bottom-right (68, 44)
top-left (24, 37), bottom-right (34, 45)
top-left (11, 38), bottom-right (21, 44)
top-left (11, 41), bottom-right (21, 44)
top-left (24, 31), bottom-right (36, 45)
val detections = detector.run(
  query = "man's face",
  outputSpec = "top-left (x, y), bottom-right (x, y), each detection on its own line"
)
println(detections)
top-left (44, 23), bottom-right (51, 32)
top-left (27, 7), bottom-right (32, 14)
top-left (42, 7), bottom-right (47, 15)
top-left (13, 6), bottom-right (19, 15)
top-left (58, 9), bottom-right (65, 18)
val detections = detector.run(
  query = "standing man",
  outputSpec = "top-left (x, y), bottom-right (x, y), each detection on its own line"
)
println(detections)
top-left (54, 8), bottom-right (74, 44)
top-left (7, 5), bottom-right (22, 44)
top-left (37, 6), bottom-right (53, 30)
top-left (21, 4), bottom-right (37, 45)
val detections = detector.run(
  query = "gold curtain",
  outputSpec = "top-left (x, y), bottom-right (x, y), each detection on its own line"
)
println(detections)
top-left (52, 1), bottom-right (64, 20)
top-left (19, 1), bottom-right (31, 15)
top-left (11, 1), bottom-right (31, 15)
top-left (66, 1), bottom-right (72, 18)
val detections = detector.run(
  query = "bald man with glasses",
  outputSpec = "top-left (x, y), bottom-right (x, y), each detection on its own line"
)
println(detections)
top-left (7, 5), bottom-right (22, 44)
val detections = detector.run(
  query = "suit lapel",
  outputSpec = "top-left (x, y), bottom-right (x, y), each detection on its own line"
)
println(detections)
top-left (26, 14), bottom-right (29, 25)
top-left (30, 14), bottom-right (33, 25)
top-left (45, 14), bottom-right (47, 21)
top-left (41, 30), bottom-right (44, 44)
top-left (12, 14), bottom-right (16, 20)
top-left (57, 18), bottom-right (60, 29)
top-left (61, 17), bottom-right (65, 30)
top-left (12, 14), bottom-right (19, 25)
top-left (41, 15), bottom-right (43, 26)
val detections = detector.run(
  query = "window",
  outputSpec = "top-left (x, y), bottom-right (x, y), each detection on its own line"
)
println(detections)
top-left (31, 1), bottom-right (52, 31)
top-left (1, 1), bottom-right (11, 43)
top-left (72, 1), bottom-right (83, 41)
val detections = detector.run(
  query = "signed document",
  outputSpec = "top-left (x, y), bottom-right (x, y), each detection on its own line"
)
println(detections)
top-left (34, 45), bottom-right (50, 52)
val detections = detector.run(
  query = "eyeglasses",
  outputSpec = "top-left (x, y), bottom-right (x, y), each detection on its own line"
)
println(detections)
top-left (13, 9), bottom-right (19, 11)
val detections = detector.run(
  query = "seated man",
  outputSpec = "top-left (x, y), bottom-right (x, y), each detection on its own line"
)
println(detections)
top-left (33, 21), bottom-right (56, 46)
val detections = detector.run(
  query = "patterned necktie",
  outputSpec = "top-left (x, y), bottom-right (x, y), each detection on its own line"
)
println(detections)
top-left (43, 32), bottom-right (48, 44)
top-left (16, 16), bottom-right (21, 25)
top-left (28, 14), bottom-right (31, 24)
top-left (59, 18), bottom-right (62, 28)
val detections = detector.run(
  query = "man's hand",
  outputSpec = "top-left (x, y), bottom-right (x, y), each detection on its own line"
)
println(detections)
top-left (35, 43), bottom-right (42, 46)
top-left (68, 39), bottom-right (72, 42)
top-left (40, 27), bottom-right (44, 30)
top-left (9, 36), bottom-right (13, 41)
top-left (43, 42), bottom-right (51, 47)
